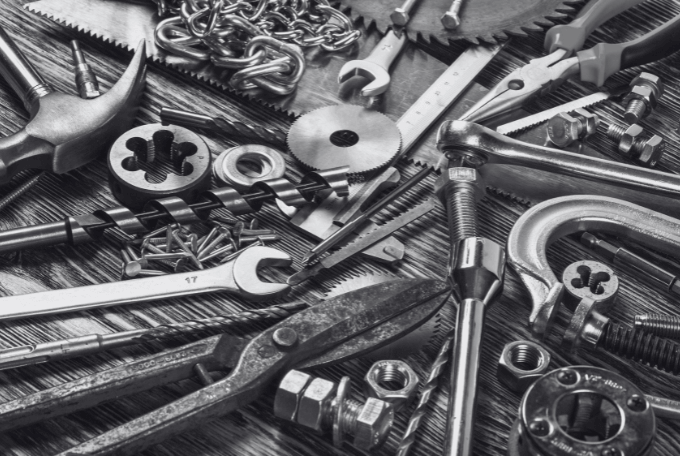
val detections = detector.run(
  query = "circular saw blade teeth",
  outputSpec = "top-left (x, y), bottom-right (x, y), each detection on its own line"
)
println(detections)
top-left (325, 273), bottom-right (441, 359)
top-left (287, 105), bottom-right (401, 176)
top-left (341, 0), bottom-right (581, 46)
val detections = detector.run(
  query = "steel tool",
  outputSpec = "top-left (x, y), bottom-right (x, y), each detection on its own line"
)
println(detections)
top-left (0, 26), bottom-right (146, 183)
top-left (438, 121), bottom-right (680, 200)
top-left (506, 195), bottom-right (680, 338)
top-left (391, 0), bottom-right (419, 25)
top-left (461, 0), bottom-right (680, 123)
top-left (0, 279), bottom-right (450, 455)
top-left (0, 167), bottom-right (348, 255)
top-left (302, 166), bottom-right (431, 265)
top-left (0, 301), bottom-right (308, 371)
top-left (289, 198), bottom-right (436, 285)
top-left (441, 0), bottom-right (464, 29)
top-left (0, 246), bottom-right (291, 321)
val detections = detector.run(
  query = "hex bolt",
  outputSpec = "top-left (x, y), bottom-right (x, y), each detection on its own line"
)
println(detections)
top-left (634, 314), bottom-right (680, 339)
top-left (441, 0), bottom-right (464, 29)
top-left (391, 0), bottom-right (419, 26)
top-left (606, 123), bottom-right (664, 166)
top-left (274, 371), bottom-right (394, 450)
top-left (623, 72), bottom-right (664, 124)
top-left (547, 109), bottom-right (600, 147)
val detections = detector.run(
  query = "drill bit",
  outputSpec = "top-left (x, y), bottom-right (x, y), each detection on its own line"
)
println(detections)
top-left (397, 330), bottom-right (455, 456)
top-left (0, 301), bottom-right (309, 371)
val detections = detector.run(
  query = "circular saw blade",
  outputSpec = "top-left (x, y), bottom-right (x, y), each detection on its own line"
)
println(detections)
top-left (340, 0), bottom-right (581, 45)
top-left (287, 105), bottom-right (401, 176)
top-left (326, 274), bottom-right (441, 360)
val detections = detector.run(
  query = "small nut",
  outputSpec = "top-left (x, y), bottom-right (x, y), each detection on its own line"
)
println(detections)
top-left (497, 341), bottom-right (551, 393)
top-left (364, 360), bottom-right (420, 411)
top-left (433, 167), bottom-right (483, 206)
top-left (297, 377), bottom-right (336, 431)
top-left (636, 134), bottom-right (664, 167)
top-left (352, 398), bottom-right (394, 450)
top-left (274, 370), bottom-right (313, 422)
top-left (618, 124), bottom-right (644, 158)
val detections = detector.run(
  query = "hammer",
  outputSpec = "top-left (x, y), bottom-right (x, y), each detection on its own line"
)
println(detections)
top-left (0, 26), bottom-right (146, 184)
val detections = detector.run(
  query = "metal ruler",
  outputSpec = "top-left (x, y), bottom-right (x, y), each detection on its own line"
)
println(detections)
top-left (397, 43), bottom-right (504, 156)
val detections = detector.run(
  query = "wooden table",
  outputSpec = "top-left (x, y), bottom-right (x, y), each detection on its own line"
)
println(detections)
top-left (0, 0), bottom-right (680, 455)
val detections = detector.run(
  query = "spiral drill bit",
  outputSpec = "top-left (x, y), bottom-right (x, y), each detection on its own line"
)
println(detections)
top-left (397, 330), bottom-right (455, 456)
top-left (160, 107), bottom-right (287, 145)
top-left (0, 301), bottom-right (309, 371)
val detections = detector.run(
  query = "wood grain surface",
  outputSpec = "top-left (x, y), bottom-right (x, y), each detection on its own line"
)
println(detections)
top-left (0, 1), bottom-right (679, 455)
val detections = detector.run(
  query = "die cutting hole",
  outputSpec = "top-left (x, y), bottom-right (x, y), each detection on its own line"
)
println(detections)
top-left (571, 265), bottom-right (610, 295)
top-left (122, 131), bottom-right (196, 184)
top-left (122, 156), bottom-right (140, 172)
top-left (556, 393), bottom-right (622, 443)
top-left (329, 130), bottom-right (359, 148)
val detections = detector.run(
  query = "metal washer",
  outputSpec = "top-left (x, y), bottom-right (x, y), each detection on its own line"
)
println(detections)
top-left (287, 105), bottom-right (401, 175)
top-left (213, 145), bottom-right (286, 191)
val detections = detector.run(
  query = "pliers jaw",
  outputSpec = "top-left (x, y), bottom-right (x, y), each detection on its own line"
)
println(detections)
top-left (461, 50), bottom-right (579, 124)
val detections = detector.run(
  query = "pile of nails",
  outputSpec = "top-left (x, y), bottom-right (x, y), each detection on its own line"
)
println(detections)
top-left (118, 217), bottom-right (281, 279)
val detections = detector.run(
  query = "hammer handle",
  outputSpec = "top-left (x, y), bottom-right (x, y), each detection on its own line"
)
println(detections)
top-left (0, 26), bottom-right (51, 113)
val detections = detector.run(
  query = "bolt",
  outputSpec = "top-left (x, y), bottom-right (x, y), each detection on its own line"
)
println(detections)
top-left (635, 314), bottom-right (680, 339)
top-left (441, 0), bottom-right (464, 29)
top-left (274, 372), bottom-right (393, 450)
top-left (606, 124), bottom-right (664, 166)
top-left (547, 109), bottom-right (599, 147)
top-left (623, 72), bottom-right (664, 124)
top-left (606, 123), bottom-right (644, 158)
top-left (391, 0), bottom-right (418, 26)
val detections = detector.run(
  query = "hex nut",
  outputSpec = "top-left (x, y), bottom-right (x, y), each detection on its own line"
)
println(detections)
top-left (296, 377), bottom-right (337, 432)
top-left (636, 135), bottom-right (664, 167)
top-left (274, 370), bottom-right (313, 422)
top-left (364, 360), bottom-right (420, 411)
top-left (618, 124), bottom-right (644, 158)
top-left (497, 341), bottom-right (551, 393)
top-left (433, 167), bottom-right (483, 206)
top-left (352, 398), bottom-right (394, 450)
top-left (629, 72), bottom-right (665, 105)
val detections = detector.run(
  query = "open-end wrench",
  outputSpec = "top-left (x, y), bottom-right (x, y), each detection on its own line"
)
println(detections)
top-left (0, 246), bottom-right (291, 321)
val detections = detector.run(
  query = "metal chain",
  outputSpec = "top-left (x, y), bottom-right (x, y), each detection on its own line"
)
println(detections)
top-left (154, 0), bottom-right (360, 95)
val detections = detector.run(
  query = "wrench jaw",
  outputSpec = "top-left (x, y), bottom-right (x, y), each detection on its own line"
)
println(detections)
top-left (337, 61), bottom-right (390, 97)
top-left (232, 246), bottom-right (292, 301)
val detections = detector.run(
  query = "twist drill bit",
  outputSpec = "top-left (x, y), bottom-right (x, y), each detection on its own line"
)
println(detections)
top-left (0, 301), bottom-right (309, 371)
top-left (397, 330), bottom-right (455, 456)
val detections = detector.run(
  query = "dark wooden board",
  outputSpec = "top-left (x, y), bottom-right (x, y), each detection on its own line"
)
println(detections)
top-left (0, 1), bottom-right (678, 455)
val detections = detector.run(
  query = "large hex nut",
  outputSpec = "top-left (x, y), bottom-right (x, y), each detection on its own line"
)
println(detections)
top-left (352, 398), bottom-right (394, 450)
top-left (433, 167), bottom-right (484, 206)
top-left (274, 370), bottom-right (313, 422)
top-left (636, 134), bottom-right (664, 168)
top-left (296, 377), bottom-right (337, 432)
top-left (618, 124), bottom-right (644, 158)
top-left (497, 341), bottom-right (551, 393)
top-left (364, 360), bottom-right (420, 412)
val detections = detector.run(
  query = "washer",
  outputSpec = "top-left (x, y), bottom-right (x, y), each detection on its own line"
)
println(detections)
top-left (213, 144), bottom-right (286, 191)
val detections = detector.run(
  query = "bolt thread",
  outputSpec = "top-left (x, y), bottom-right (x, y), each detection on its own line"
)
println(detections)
top-left (397, 331), bottom-right (455, 456)
top-left (601, 322), bottom-right (680, 374)
top-left (635, 315), bottom-right (680, 339)
top-left (340, 400), bottom-right (363, 435)
top-left (0, 172), bottom-right (44, 212)
top-left (606, 124), bottom-right (626, 142)
top-left (625, 99), bottom-right (648, 123)
top-left (444, 184), bottom-right (478, 246)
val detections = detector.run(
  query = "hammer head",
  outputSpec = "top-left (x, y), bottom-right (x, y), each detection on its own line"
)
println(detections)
top-left (0, 41), bottom-right (146, 184)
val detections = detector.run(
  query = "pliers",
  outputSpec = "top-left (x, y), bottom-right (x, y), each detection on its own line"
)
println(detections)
top-left (0, 278), bottom-right (450, 456)
top-left (461, 0), bottom-right (680, 123)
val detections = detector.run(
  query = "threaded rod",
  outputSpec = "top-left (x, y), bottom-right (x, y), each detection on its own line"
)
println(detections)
top-left (635, 315), bottom-right (680, 339)
top-left (601, 322), bottom-right (680, 374)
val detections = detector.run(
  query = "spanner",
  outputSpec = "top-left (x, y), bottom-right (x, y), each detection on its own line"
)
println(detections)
top-left (0, 246), bottom-right (291, 321)
top-left (338, 28), bottom-right (408, 97)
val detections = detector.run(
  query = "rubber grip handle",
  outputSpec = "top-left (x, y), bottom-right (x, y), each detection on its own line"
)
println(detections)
top-left (578, 12), bottom-right (680, 86)
top-left (544, 0), bottom-right (646, 54)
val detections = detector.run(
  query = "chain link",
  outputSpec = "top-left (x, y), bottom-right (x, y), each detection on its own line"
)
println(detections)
top-left (153, 0), bottom-right (360, 95)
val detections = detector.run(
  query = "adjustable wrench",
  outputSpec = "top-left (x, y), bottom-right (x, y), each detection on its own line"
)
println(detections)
top-left (0, 246), bottom-right (291, 321)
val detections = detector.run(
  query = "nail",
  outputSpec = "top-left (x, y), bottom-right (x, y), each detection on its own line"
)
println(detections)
top-left (144, 253), bottom-right (191, 261)
top-left (220, 240), bottom-right (262, 263)
top-left (200, 244), bottom-right (235, 263)
top-left (166, 224), bottom-right (174, 253)
top-left (142, 225), bottom-right (170, 239)
top-left (138, 269), bottom-right (169, 277)
top-left (187, 233), bottom-right (198, 254)
top-left (172, 230), bottom-right (203, 269)
top-left (239, 234), bottom-right (280, 247)
top-left (249, 218), bottom-right (259, 230)
top-left (197, 227), bottom-right (231, 260)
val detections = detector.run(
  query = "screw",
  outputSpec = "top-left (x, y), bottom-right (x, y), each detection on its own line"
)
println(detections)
top-left (556, 370), bottom-right (577, 385)
top-left (0, 171), bottom-right (44, 212)
top-left (70, 40), bottom-right (100, 99)
top-left (528, 419), bottom-right (550, 437)
top-left (627, 394), bottom-right (647, 412)
top-left (635, 314), bottom-right (680, 339)
top-left (441, 0), bottom-right (464, 29)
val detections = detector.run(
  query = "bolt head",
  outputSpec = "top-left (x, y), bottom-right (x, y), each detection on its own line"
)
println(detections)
top-left (548, 112), bottom-right (580, 147)
top-left (636, 135), bottom-right (664, 167)
top-left (390, 8), bottom-right (409, 26)
top-left (618, 124), bottom-right (644, 158)
top-left (441, 11), bottom-right (461, 29)
top-left (274, 370), bottom-right (313, 421)
top-left (352, 398), bottom-right (394, 450)
top-left (296, 377), bottom-right (336, 431)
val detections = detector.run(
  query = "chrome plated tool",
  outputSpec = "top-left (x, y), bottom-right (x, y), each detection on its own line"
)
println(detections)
top-left (0, 246), bottom-right (292, 321)
top-left (461, 0), bottom-right (680, 123)
top-left (0, 279), bottom-right (450, 455)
